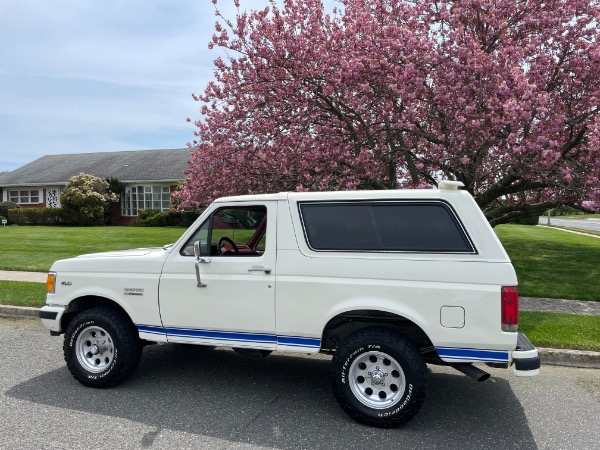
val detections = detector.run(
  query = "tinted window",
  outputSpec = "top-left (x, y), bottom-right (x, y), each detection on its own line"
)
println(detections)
top-left (300, 202), bottom-right (474, 253)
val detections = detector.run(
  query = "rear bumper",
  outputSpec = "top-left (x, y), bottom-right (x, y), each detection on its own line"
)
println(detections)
top-left (512, 333), bottom-right (540, 376)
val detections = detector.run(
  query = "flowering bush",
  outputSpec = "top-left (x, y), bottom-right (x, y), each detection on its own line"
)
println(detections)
top-left (176, 0), bottom-right (600, 226)
top-left (61, 173), bottom-right (119, 226)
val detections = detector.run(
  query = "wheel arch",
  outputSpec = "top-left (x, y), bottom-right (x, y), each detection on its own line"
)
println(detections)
top-left (321, 309), bottom-right (433, 353)
top-left (61, 295), bottom-right (135, 333)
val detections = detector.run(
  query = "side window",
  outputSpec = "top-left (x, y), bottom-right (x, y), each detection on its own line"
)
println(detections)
top-left (181, 205), bottom-right (267, 257)
top-left (299, 202), bottom-right (474, 253)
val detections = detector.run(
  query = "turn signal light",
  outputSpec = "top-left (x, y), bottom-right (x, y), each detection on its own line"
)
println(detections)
top-left (46, 272), bottom-right (56, 293)
top-left (501, 286), bottom-right (518, 332)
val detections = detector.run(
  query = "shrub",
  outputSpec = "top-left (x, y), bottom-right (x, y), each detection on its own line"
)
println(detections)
top-left (61, 173), bottom-right (118, 226)
top-left (549, 206), bottom-right (585, 217)
top-left (7, 208), bottom-right (65, 225)
top-left (0, 202), bottom-right (20, 220)
top-left (513, 216), bottom-right (540, 226)
top-left (135, 209), bottom-right (199, 227)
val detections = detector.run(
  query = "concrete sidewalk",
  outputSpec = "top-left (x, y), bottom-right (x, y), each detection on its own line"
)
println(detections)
top-left (1, 270), bottom-right (599, 369)
top-left (0, 270), bottom-right (47, 283)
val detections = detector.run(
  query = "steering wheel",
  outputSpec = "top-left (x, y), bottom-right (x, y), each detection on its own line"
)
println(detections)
top-left (217, 237), bottom-right (239, 255)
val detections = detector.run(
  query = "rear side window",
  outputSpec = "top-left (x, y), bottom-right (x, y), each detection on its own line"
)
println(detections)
top-left (299, 202), bottom-right (475, 253)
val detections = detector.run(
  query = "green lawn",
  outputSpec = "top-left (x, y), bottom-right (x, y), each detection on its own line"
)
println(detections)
top-left (0, 226), bottom-right (186, 272)
top-left (0, 281), bottom-right (46, 307)
top-left (520, 311), bottom-right (600, 352)
top-left (1, 224), bottom-right (599, 302)
top-left (495, 225), bottom-right (600, 301)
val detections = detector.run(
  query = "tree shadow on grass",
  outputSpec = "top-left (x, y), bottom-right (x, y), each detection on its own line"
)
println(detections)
top-left (7, 344), bottom-right (537, 449)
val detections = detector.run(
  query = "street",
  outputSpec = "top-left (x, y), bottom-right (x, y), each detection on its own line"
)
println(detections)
top-left (539, 217), bottom-right (600, 232)
top-left (1, 318), bottom-right (599, 450)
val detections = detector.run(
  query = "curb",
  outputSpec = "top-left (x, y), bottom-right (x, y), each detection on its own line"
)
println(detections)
top-left (0, 305), bottom-right (40, 319)
top-left (2, 305), bottom-right (599, 370)
top-left (538, 347), bottom-right (600, 369)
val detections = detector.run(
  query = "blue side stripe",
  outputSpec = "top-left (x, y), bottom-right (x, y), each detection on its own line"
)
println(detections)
top-left (436, 347), bottom-right (509, 362)
top-left (277, 335), bottom-right (321, 348)
top-left (139, 325), bottom-right (508, 358)
top-left (136, 324), bottom-right (320, 348)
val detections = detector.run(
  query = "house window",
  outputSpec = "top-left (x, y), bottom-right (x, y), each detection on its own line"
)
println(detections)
top-left (9, 190), bottom-right (40, 204)
top-left (122, 185), bottom-right (172, 216)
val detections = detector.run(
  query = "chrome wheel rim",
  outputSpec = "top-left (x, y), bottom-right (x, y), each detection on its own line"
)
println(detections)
top-left (75, 326), bottom-right (115, 373)
top-left (349, 350), bottom-right (406, 409)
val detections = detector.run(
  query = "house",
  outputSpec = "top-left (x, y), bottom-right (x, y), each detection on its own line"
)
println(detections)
top-left (0, 148), bottom-right (190, 224)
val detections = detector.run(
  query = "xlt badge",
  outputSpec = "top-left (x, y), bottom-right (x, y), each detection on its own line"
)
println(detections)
top-left (123, 288), bottom-right (144, 296)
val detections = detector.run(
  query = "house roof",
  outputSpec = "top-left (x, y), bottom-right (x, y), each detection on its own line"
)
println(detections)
top-left (0, 149), bottom-right (190, 187)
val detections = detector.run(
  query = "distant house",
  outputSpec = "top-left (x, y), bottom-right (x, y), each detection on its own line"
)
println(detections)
top-left (0, 149), bottom-right (189, 224)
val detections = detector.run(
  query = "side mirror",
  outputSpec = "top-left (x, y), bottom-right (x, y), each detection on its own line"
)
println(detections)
top-left (194, 240), bottom-right (201, 258)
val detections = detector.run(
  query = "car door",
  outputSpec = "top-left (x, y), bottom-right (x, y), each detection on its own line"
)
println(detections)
top-left (157, 201), bottom-right (277, 349)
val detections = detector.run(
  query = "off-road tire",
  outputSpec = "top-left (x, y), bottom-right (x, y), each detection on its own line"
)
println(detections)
top-left (332, 327), bottom-right (427, 427)
top-left (64, 307), bottom-right (142, 388)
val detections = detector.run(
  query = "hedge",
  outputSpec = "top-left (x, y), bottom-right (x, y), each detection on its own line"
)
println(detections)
top-left (8, 208), bottom-right (65, 225)
top-left (135, 209), bottom-right (199, 227)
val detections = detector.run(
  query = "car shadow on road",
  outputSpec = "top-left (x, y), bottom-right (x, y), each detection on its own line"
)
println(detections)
top-left (7, 344), bottom-right (537, 449)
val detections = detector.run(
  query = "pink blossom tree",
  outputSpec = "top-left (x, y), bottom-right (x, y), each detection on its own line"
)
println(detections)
top-left (176, 0), bottom-right (600, 226)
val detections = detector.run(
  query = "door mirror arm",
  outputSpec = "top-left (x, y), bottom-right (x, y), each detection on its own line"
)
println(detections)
top-left (193, 241), bottom-right (210, 287)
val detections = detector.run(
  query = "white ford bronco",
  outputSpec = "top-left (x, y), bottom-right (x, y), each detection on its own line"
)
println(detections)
top-left (40, 181), bottom-right (539, 427)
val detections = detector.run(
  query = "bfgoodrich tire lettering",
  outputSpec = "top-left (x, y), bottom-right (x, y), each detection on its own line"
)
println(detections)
top-left (64, 307), bottom-right (142, 388)
top-left (332, 327), bottom-right (427, 427)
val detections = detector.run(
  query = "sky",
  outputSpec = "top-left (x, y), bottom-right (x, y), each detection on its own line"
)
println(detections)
top-left (0, 0), bottom-right (267, 173)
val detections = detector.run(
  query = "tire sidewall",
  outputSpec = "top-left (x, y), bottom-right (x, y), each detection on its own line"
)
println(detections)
top-left (334, 339), bottom-right (423, 422)
top-left (66, 317), bottom-right (121, 383)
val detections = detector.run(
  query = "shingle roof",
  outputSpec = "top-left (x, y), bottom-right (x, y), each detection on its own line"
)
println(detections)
top-left (0, 149), bottom-right (190, 186)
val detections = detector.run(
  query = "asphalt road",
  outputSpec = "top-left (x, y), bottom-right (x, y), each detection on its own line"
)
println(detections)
top-left (539, 217), bottom-right (600, 232)
top-left (1, 318), bottom-right (599, 450)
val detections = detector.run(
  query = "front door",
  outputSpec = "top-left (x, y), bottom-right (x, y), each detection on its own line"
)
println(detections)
top-left (158, 201), bottom-right (277, 349)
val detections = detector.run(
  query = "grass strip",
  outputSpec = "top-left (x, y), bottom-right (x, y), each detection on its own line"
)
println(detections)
top-left (495, 225), bottom-right (600, 301)
top-left (520, 311), bottom-right (600, 352)
top-left (0, 281), bottom-right (46, 308)
top-left (546, 225), bottom-right (600, 237)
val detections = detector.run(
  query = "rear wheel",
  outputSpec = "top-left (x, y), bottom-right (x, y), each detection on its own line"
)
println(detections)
top-left (64, 307), bottom-right (142, 388)
top-left (332, 327), bottom-right (427, 427)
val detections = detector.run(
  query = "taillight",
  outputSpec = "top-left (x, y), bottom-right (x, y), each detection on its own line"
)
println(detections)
top-left (501, 286), bottom-right (518, 332)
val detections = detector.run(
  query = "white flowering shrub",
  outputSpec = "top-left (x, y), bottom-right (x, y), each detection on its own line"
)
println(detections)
top-left (61, 173), bottom-right (119, 225)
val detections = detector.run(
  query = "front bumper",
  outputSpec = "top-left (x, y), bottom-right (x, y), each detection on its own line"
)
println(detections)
top-left (512, 333), bottom-right (540, 376)
top-left (39, 305), bottom-right (66, 334)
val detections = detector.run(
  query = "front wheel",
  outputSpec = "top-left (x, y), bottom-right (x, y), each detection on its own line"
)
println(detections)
top-left (64, 307), bottom-right (142, 388)
top-left (332, 327), bottom-right (427, 427)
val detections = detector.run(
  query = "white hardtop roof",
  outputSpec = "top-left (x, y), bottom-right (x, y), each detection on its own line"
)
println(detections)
top-left (214, 186), bottom-right (465, 203)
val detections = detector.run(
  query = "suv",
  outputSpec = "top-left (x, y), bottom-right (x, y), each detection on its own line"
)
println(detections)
top-left (40, 181), bottom-right (539, 427)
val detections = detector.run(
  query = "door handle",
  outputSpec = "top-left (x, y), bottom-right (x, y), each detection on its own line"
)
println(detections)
top-left (248, 266), bottom-right (272, 274)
